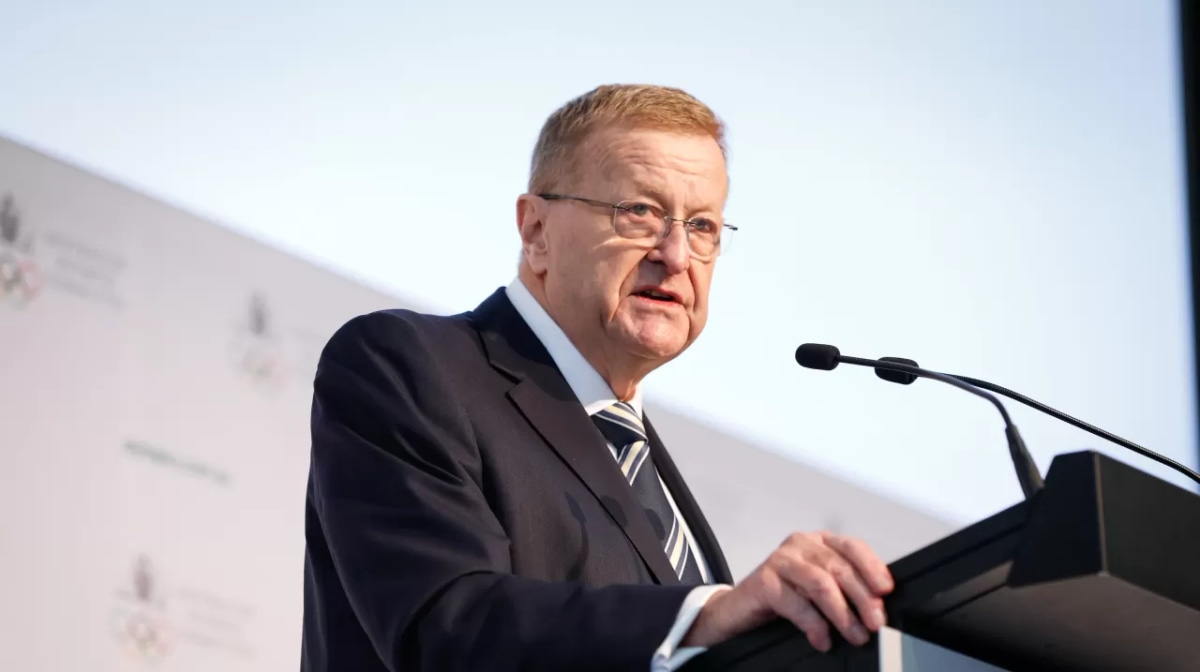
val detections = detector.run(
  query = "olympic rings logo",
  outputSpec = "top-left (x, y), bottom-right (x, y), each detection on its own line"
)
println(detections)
top-left (113, 607), bottom-right (174, 661)
top-left (229, 337), bottom-right (288, 391)
top-left (0, 249), bottom-right (41, 306)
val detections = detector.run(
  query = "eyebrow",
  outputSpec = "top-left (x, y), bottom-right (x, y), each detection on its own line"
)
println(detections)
top-left (626, 183), bottom-right (721, 220)
top-left (626, 181), bottom-right (670, 204)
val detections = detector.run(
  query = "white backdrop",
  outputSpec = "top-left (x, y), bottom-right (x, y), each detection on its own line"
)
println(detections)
top-left (0, 137), bottom-right (398, 670)
top-left (0, 136), bottom-right (950, 671)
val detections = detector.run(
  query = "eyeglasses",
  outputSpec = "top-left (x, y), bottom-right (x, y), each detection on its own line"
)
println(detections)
top-left (538, 193), bottom-right (737, 261)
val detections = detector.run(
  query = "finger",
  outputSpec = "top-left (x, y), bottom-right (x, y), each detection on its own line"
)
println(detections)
top-left (778, 554), bottom-right (870, 647)
top-left (825, 555), bottom-right (887, 632)
top-left (824, 533), bottom-right (894, 595)
top-left (763, 576), bottom-right (832, 652)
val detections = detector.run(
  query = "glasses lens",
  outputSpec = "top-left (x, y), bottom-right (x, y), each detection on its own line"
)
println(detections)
top-left (688, 219), bottom-right (723, 259)
top-left (716, 227), bottom-right (732, 256)
top-left (613, 201), bottom-right (663, 240)
top-left (613, 201), bottom-right (730, 259)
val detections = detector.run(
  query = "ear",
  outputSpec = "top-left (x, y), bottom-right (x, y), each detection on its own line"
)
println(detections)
top-left (516, 193), bottom-right (551, 274)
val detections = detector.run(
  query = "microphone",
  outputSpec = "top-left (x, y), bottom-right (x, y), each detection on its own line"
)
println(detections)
top-left (795, 343), bottom-right (1045, 499)
top-left (871, 357), bottom-right (1200, 487)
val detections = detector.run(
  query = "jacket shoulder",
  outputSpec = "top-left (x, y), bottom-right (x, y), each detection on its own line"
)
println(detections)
top-left (322, 307), bottom-right (477, 362)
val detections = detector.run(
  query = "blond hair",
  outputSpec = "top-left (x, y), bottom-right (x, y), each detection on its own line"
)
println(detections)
top-left (528, 84), bottom-right (726, 194)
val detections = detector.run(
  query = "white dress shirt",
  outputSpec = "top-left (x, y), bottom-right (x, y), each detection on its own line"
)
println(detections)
top-left (505, 278), bottom-right (730, 671)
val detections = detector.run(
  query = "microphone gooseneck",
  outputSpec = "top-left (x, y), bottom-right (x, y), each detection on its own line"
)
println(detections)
top-left (870, 358), bottom-right (1200, 487)
top-left (796, 343), bottom-right (1045, 499)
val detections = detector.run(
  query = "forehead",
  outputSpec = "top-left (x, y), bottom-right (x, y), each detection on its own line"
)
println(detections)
top-left (581, 127), bottom-right (728, 203)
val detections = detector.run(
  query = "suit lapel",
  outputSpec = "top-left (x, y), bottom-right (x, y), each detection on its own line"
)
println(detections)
top-left (645, 416), bottom-right (735, 585)
top-left (470, 289), bottom-right (680, 586)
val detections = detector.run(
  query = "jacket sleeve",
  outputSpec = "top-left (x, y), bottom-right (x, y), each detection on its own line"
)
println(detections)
top-left (306, 312), bottom-right (694, 672)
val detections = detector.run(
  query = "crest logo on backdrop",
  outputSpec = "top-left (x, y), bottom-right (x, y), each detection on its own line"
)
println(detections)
top-left (109, 552), bottom-right (258, 663)
top-left (230, 292), bottom-right (287, 391)
top-left (0, 189), bottom-right (127, 309)
top-left (0, 193), bottom-right (42, 307)
top-left (111, 555), bottom-right (174, 663)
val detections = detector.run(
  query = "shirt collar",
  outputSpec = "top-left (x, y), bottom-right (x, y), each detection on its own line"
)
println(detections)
top-left (505, 277), bottom-right (643, 418)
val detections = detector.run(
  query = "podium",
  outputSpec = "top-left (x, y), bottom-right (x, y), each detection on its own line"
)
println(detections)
top-left (681, 450), bottom-right (1200, 671)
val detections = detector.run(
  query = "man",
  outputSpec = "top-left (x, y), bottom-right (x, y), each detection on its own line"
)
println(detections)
top-left (301, 84), bottom-right (894, 672)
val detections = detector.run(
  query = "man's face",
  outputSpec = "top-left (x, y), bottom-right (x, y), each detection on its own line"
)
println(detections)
top-left (522, 126), bottom-right (728, 373)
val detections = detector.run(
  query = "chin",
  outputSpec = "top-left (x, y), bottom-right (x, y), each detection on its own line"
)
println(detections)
top-left (622, 325), bottom-right (690, 361)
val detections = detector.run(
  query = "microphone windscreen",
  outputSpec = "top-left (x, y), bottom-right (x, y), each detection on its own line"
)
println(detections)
top-left (876, 357), bottom-right (920, 385)
top-left (795, 343), bottom-right (841, 370)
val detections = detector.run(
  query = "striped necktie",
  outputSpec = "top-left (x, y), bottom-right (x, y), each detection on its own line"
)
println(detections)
top-left (592, 402), bottom-right (704, 584)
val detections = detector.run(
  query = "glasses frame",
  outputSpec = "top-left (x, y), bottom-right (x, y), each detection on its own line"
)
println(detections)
top-left (538, 193), bottom-right (737, 260)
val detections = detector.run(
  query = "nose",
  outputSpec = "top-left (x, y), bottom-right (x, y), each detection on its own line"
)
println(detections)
top-left (647, 221), bottom-right (691, 274)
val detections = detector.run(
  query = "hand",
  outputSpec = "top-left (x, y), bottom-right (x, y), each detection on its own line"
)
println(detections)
top-left (681, 531), bottom-right (894, 652)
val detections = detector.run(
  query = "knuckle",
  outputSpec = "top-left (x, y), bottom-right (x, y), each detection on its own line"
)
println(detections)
top-left (785, 531), bottom-right (811, 547)
top-left (824, 531), bottom-right (861, 553)
top-left (827, 562), bottom-right (854, 584)
top-left (844, 537), bottom-right (873, 557)
top-left (830, 531), bottom-right (859, 545)
top-left (809, 575), bottom-right (841, 601)
top-left (788, 560), bottom-right (823, 586)
top-left (765, 550), bottom-right (791, 576)
top-left (808, 546), bottom-right (840, 568)
top-left (760, 572), bottom-right (789, 605)
top-left (828, 567), bottom-right (856, 587)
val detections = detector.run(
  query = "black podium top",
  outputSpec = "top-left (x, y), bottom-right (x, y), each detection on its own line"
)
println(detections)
top-left (682, 450), bottom-right (1200, 672)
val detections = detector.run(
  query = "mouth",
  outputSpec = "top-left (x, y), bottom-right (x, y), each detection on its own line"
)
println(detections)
top-left (631, 287), bottom-right (682, 305)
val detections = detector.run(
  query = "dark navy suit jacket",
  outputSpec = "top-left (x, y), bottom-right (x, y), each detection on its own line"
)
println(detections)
top-left (301, 289), bottom-right (732, 671)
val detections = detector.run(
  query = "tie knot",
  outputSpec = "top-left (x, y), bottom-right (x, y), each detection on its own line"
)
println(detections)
top-left (592, 401), bottom-right (647, 448)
